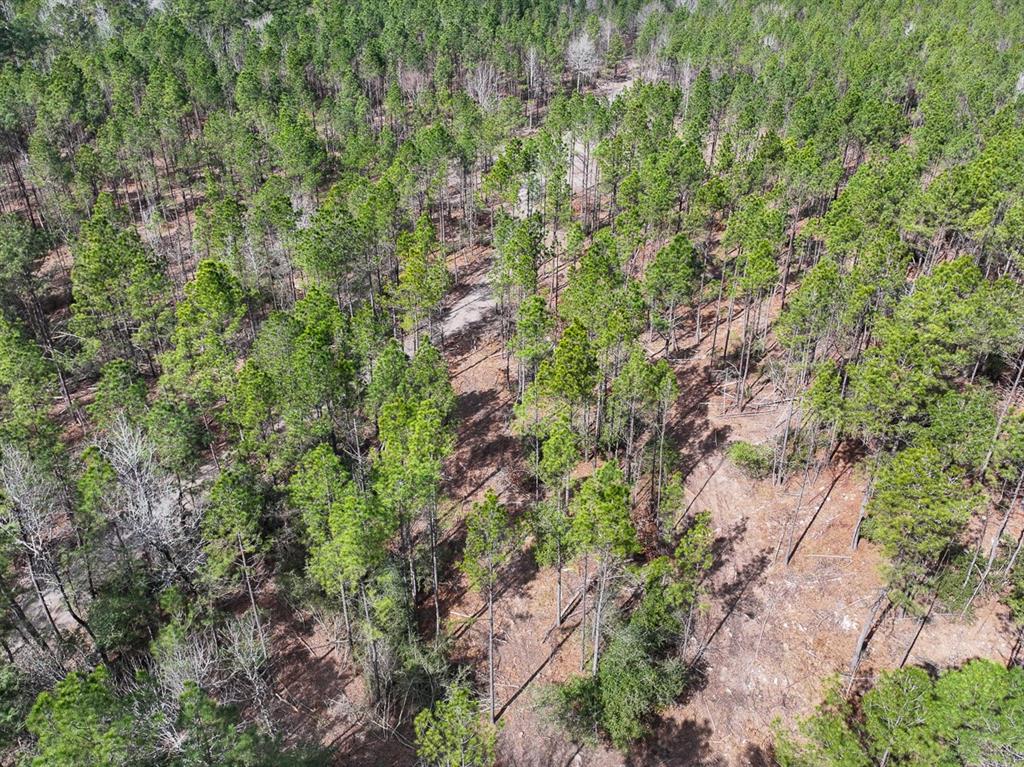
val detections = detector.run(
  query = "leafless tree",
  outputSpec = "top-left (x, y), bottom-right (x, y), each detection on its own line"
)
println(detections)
top-left (0, 446), bottom-right (107, 660)
top-left (121, 609), bottom-right (275, 760)
top-left (101, 416), bottom-right (202, 587)
top-left (222, 611), bottom-right (273, 730)
top-left (636, 2), bottom-right (663, 29)
top-left (599, 17), bottom-right (614, 52)
top-left (304, 599), bottom-right (349, 660)
top-left (525, 46), bottom-right (543, 126)
top-left (154, 629), bottom-right (222, 700)
top-left (641, 28), bottom-right (670, 83)
top-left (468, 60), bottom-right (499, 112)
top-left (397, 65), bottom-right (429, 101)
top-left (679, 56), bottom-right (698, 115)
top-left (566, 33), bottom-right (599, 91)
top-left (123, 627), bottom-right (225, 760)
top-left (291, 188), bottom-right (317, 231)
top-left (246, 10), bottom-right (273, 32)
top-left (0, 447), bottom-right (64, 642)
top-left (18, 638), bottom-right (71, 687)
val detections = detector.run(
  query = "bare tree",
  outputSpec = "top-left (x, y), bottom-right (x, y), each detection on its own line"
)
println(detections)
top-left (222, 611), bottom-right (273, 730)
top-left (0, 448), bottom-right (63, 644)
top-left (122, 610), bottom-right (274, 762)
top-left (152, 629), bottom-right (222, 700)
top-left (641, 28), bottom-right (670, 83)
top-left (0, 446), bottom-right (106, 661)
top-left (525, 46), bottom-right (542, 126)
top-left (101, 416), bottom-right (202, 587)
top-left (127, 627), bottom-right (226, 761)
top-left (398, 65), bottom-right (429, 101)
top-left (468, 60), bottom-right (499, 112)
top-left (18, 638), bottom-right (71, 687)
top-left (679, 56), bottom-right (698, 115)
top-left (566, 33), bottom-right (599, 91)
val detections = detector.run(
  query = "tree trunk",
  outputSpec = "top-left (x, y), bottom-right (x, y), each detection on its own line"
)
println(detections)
top-left (339, 580), bottom-right (355, 658)
top-left (848, 588), bottom-right (886, 686)
top-left (980, 352), bottom-right (1024, 476)
top-left (579, 554), bottom-right (588, 672)
top-left (359, 582), bottom-right (382, 698)
top-left (851, 471), bottom-right (877, 550)
top-left (591, 557), bottom-right (608, 675)
top-left (487, 580), bottom-right (496, 723)
top-left (26, 557), bottom-right (61, 643)
top-left (430, 502), bottom-right (441, 638)
top-left (238, 533), bottom-right (267, 657)
top-left (0, 582), bottom-right (48, 652)
top-left (52, 565), bottom-right (108, 666)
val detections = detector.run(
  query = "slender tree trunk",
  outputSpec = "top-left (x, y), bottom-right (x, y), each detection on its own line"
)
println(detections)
top-left (339, 580), bottom-right (355, 658)
top-left (487, 579), bottom-right (496, 723)
top-left (359, 582), bottom-right (381, 697)
top-left (238, 534), bottom-right (268, 657)
top-left (0, 582), bottom-right (48, 652)
top-left (1005, 527), bottom-right (1024, 579)
top-left (403, 519), bottom-right (417, 604)
top-left (779, 201), bottom-right (801, 306)
top-left (775, 386), bottom-right (797, 484)
top-left (555, 546), bottom-right (563, 627)
top-left (591, 557), bottom-right (608, 675)
top-left (26, 557), bottom-right (61, 643)
top-left (848, 588), bottom-right (886, 687)
top-left (51, 565), bottom-right (108, 666)
top-left (735, 298), bottom-right (753, 406)
top-left (980, 352), bottom-right (1024, 476)
top-left (721, 292), bottom-right (736, 362)
top-left (851, 470), bottom-right (877, 549)
top-left (579, 554), bottom-right (588, 671)
top-left (962, 477), bottom-right (1024, 619)
top-left (430, 502), bottom-right (441, 638)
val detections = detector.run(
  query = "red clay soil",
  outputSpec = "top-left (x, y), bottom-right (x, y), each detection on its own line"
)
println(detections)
top-left (413, 242), bottom-right (1017, 767)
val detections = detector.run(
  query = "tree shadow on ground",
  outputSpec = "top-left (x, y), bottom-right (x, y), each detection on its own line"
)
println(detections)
top-left (740, 742), bottom-right (776, 767)
top-left (662, 362), bottom-right (731, 477)
top-left (625, 715), bottom-right (723, 767)
top-left (445, 312), bottom-right (496, 364)
top-left (499, 730), bottom-right (584, 767)
top-left (332, 728), bottom-right (416, 767)
top-left (445, 548), bottom-right (539, 647)
top-left (712, 549), bottom-right (772, 605)
top-left (705, 519), bottom-right (749, 582)
top-left (443, 386), bottom-right (517, 503)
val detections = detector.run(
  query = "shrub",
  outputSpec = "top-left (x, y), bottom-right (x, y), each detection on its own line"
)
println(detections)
top-left (727, 440), bottom-right (772, 479)
top-left (543, 625), bottom-right (686, 750)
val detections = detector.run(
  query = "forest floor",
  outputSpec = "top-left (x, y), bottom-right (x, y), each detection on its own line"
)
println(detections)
top-left (365, 238), bottom-right (1015, 767)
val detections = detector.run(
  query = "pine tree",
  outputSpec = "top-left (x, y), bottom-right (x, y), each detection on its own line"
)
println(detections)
top-left (70, 193), bottom-right (173, 367)
top-left (569, 462), bottom-right (638, 673)
top-left (461, 489), bottom-right (518, 722)
top-left (414, 682), bottom-right (498, 767)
